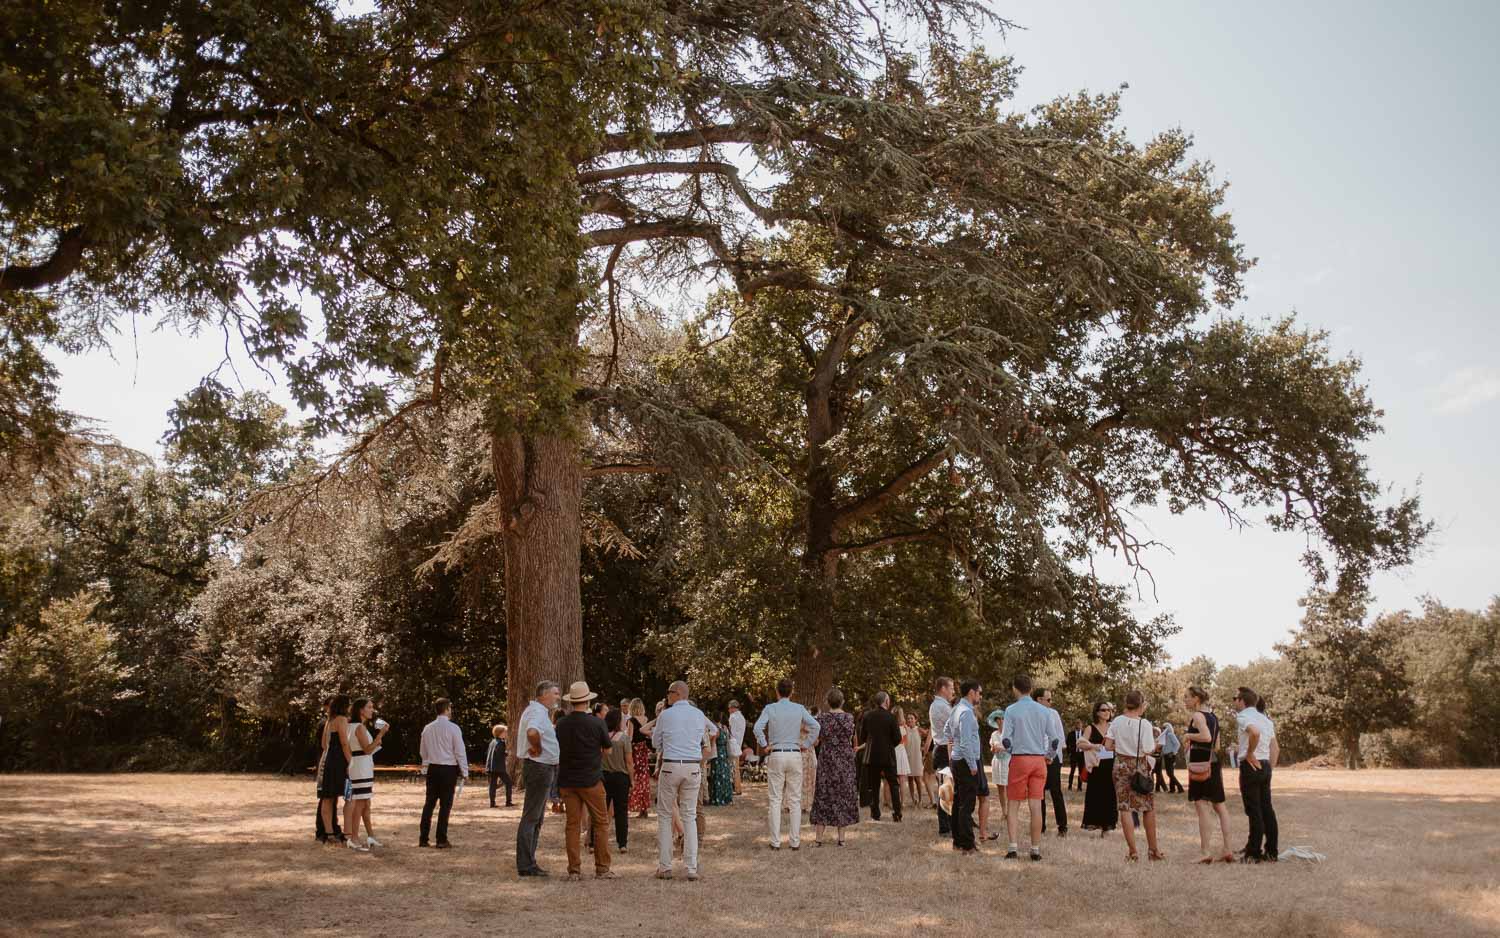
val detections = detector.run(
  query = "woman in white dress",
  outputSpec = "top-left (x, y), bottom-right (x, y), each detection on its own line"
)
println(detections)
top-left (889, 707), bottom-right (911, 812)
top-left (893, 707), bottom-right (912, 778)
top-left (902, 711), bottom-right (926, 807)
top-left (343, 698), bottom-right (389, 852)
top-left (988, 709), bottom-right (1011, 830)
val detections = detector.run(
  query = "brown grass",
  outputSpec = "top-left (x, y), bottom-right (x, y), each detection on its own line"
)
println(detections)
top-left (0, 769), bottom-right (1497, 937)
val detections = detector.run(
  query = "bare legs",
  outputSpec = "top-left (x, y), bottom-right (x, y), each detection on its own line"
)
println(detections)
top-left (1120, 806), bottom-right (1160, 859)
top-left (1193, 799), bottom-right (1234, 861)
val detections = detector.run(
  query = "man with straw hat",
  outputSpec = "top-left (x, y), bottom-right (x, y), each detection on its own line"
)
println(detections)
top-left (555, 680), bottom-right (617, 880)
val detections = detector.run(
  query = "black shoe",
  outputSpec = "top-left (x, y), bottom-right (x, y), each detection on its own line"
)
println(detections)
top-left (1005, 849), bottom-right (1019, 859)
top-left (1057, 829), bottom-right (1068, 839)
top-left (519, 868), bottom-right (550, 878)
top-left (1030, 849), bottom-right (1043, 862)
top-left (435, 842), bottom-right (453, 849)
top-left (417, 841), bottom-right (431, 848)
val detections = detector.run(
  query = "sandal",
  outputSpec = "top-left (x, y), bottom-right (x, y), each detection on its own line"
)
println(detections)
top-left (1196, 856), bottom-right (1215, 865)
top-left (1218, 852), bottom-right (1235, 864)
top-left (836, 839), bottom-right (845, 847)
top-left (1125, 852), bottom-right (1139, 862)
top-left (1149, 850), bottom-right (1167, 862)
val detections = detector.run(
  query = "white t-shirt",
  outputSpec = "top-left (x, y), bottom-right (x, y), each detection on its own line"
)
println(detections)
top-left (1106, 714), bottom-right (1157, 758)
top-left (1236, 708), bottom-right (1275, 761)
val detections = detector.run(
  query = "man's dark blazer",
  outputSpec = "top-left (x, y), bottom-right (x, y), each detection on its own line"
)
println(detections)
top-left (859, 707), bottom-right (903, 768)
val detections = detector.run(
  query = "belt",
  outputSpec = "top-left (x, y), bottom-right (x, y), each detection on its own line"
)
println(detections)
top-left (662, 758), bottom-right (700, 764)
top-left (770, 747), bottom-right (801, 752)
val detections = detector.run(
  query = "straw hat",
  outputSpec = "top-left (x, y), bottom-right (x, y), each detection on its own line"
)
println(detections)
top-left (563, 681), bottom-right (599, 704)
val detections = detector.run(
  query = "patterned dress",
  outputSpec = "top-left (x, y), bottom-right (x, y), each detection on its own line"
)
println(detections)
top-left (628, 717), bottom-right (654, 813)
top-left (810, 710), bottom-right (859, 828)
top-left (707, 728), bottom-right (734, 805)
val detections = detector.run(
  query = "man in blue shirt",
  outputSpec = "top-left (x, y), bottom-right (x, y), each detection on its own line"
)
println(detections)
top-left (1155, 722), bottom-right (1185, 793)
top-left (753, 678), bottom-right (820, 850)
top-left (652, 680), bottom-right (711, 880)
top-left (942, 678), bottom-right (984, 854)
top-left (1000, 674), bottom-right (1061, 861)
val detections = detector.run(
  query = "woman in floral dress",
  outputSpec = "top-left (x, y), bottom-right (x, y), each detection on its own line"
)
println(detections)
top-left (810, 687), bottom-right (859, 846)
top-left (627, 698), bottom-right (654, 816)
top-left (707, 718), bottom-right (734, 806)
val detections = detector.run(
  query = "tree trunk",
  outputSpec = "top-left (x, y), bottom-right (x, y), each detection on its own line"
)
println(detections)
top-left (1345, 732), bottom-right (1361, 770)
top-left (493, 426), bottom-right (584, 777)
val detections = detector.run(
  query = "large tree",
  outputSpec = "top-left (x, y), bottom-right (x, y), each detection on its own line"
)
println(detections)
top-left (1277, 589), bottom-right (1413, 769)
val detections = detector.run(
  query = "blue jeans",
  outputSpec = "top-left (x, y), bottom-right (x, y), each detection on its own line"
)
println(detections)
top-left (516, 760), bottom-right (558, 873)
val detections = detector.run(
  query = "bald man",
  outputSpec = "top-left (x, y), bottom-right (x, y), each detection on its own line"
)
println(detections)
top-left (651, 681), bottom-right (711, 880)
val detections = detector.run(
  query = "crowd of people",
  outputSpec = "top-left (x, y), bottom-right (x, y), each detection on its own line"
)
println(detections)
top-left (310, 672), bottom-right (1283, 878)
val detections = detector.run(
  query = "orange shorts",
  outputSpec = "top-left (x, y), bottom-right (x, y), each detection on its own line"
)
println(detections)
top-left (1006, 755), bottom-right (1048, 801)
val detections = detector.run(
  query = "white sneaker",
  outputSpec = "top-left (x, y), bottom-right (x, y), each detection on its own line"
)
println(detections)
top-left (347, 840), bottom-right (369, 852)
top-left (365, 837), bottom-right (383, 848)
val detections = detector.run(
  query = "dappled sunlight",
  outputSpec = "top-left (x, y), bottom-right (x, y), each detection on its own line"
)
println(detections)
top-left (0, 770), bottom-right (1497, 936)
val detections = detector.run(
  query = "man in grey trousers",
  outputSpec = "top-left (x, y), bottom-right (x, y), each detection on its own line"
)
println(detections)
top-left (514, 680), bottom-right (562, 877)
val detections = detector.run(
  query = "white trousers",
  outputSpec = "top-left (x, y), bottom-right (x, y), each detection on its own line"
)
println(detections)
top-left (657, 761), bottom-right (701, 874)
top-left (766, 751), bottom-right (804, 846)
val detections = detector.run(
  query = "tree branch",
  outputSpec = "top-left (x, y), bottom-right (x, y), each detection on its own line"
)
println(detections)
top-left (835, 528), bottom-right (944, 555)
top-left (832, 447), bottom-right (950, 533)
top-left (0, 226), bottom-right (88, 292)
top-left (585, 462), bottom-right (673, 477)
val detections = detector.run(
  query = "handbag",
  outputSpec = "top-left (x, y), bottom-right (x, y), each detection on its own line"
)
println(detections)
top-left (1129, 719), bottom-right (1154, 796)
top-left (1187, 713), bottom-right (1213, 781)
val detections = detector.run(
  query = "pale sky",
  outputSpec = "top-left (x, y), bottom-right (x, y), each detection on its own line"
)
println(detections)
top-left (48, 1), bottom-right (1499, 668)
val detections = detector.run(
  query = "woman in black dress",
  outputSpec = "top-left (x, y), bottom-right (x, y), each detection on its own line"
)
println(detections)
top-left (1078, 701), bottom-right (1118, 834)
top-left (1183, 685), bottom-right (1234, 863)
top-left (316, 693), bottom-right (352, 845)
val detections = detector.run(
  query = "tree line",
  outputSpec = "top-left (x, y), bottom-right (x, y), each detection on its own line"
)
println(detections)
top-left (2, 0), bottom-right (1435, 767)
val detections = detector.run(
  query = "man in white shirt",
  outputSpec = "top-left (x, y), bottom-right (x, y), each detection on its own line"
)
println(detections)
top-left (727, 700), bottom-right (747, 794)
top-left (652, 680), bottom-right (711, 880)
top-left (927, 676), bottom-right (955, 838)
top-left (1233, 687), bottom-right (1280, 863)
top-left (513, 680), bottom-right (561, 877)
top-left (752, 678), bottom-right (820, 850)
top-left (418, 697), bottom-right (468, 848)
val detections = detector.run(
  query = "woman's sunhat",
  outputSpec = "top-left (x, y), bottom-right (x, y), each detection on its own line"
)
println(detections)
top-left (564, 681), bottom-right (599, 704)
top-left (985, 707), bottom-right (1007, 729)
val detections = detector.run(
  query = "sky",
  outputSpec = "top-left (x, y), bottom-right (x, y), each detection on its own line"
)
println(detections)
top-left (47, 1), bottom-right (1500, 668)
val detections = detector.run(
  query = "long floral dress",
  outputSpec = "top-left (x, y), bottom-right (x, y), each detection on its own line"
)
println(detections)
top-left (810, 710), bottom-right (859, 828)
top-left (628, 717), bottom-right (654, 813)
top-left (707, 727), bottom-right (734, 805)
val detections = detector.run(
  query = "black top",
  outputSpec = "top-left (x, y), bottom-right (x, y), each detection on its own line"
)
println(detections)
top-left (556, 711), bottom-right (612, 788)
top-left (629, 716), bottom-right (650, 749)
top-left (858, 708), bottom-right (903, 767)
top-left (1188, 710), bottom-right (1218, 763)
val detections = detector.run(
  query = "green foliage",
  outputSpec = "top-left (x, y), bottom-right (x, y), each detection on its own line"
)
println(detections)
top-left (1381, 598), bottom-right (1500, 767)
top-left (1276, 589), bottom-right (1414, 768)
top-left (0, 590), bottom-right (130, 768)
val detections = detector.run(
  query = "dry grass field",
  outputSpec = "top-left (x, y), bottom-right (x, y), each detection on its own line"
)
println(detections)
top-left (0, 769), bottom-right (1497, 937)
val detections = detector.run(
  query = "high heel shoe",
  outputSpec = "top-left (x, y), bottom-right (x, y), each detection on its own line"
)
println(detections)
top-left (1125, 852), bottom-right (1139, 862)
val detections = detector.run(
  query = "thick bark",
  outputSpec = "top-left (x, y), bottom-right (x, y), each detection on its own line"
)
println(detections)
top-left (492, 426), bottom-right (584, 776)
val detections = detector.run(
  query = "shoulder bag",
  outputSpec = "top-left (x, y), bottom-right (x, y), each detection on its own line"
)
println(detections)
top-left (1129, 718), bottom-right (1154, 796)
top-left (1187, 713), bottom-right (1213, 782)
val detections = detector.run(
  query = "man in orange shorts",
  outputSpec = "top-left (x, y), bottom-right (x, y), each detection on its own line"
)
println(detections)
top-left (999, 674), bottom-right (1062, 861)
